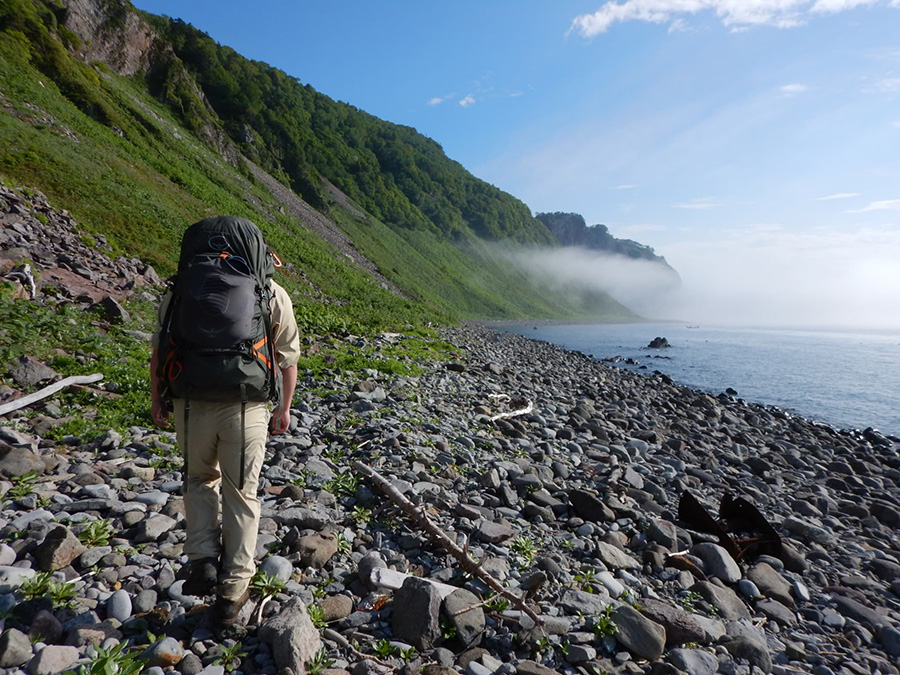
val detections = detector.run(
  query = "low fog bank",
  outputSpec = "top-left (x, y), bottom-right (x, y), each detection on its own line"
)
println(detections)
top-left (502, 236), bottom-right (900, 331)
top-left (498, 245), bottom-right (682, 319)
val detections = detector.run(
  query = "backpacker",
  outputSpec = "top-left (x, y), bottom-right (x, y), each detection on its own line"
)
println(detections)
top-left (157, 216), bottom-right (281, 407)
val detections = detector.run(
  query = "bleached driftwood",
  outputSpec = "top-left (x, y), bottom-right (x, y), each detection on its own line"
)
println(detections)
top-left (5, 264), bottom-right (36, 299)
top-left (352, 460), bottom-right (543, 627)
top-left (0, 373), bottom-right (104, 417)
top-left (489, 401), bottom-right (533, 422)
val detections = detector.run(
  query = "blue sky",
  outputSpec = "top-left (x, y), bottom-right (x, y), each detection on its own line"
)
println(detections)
top-left (132, 0), bottom-right (900, 328)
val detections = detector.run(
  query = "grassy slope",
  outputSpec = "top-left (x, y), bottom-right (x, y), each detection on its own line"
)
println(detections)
top-left (0, 7), bottom-right (636, 327)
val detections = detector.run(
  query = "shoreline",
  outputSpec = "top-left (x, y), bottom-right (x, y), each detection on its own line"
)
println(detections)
top-left (475, 320), bottom-right (900, 440)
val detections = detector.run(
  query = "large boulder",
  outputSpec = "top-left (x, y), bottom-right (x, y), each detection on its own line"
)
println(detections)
top-left (259, 597), bottom-right (321, 674)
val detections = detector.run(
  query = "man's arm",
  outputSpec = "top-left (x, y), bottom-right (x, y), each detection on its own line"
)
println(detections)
top-left (150, 346), bottom-right (170, 427)
top-left (271, 364), bottom-right (297, 435)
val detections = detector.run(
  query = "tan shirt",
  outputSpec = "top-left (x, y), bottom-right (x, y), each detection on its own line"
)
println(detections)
top-left (154, 280), bottom-right (300, 369)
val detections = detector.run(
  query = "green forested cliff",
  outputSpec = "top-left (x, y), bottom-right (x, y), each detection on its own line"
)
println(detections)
top-left (146, 17), bottom-right (556, 245)
top-left (0, 0), bottom-right (646, 328)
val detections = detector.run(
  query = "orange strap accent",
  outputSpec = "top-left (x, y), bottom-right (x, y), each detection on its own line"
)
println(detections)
top-left (219, 252), bottom-right (230, 258)
top-left (253, 336), bottom-right (272, 369)
top-left (167, 358), bottom-right (182, 380)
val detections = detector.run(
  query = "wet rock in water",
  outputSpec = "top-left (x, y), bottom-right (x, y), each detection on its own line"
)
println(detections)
top-left (646, 337), bottom-right (670, 349)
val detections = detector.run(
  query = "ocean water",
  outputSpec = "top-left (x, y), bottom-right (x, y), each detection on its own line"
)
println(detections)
top-left (496, 323), bottom-right (900, 438)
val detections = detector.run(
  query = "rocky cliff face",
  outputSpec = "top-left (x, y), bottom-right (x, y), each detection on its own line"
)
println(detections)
top-left (537, 212), bottom-right (672, 267)
top-left (62, 0), bottom-right (156, 77)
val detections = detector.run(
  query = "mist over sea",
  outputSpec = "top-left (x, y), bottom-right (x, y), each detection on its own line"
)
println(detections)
top-left (497, 323), bottom-right (900, 438)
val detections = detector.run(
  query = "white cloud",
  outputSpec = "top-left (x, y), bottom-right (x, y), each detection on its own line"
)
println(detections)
top-left (812, 0), bottom-right (880, 12)
top-left (459, 94), bottom-right (476, 108)
top-left (875, 78), bottom-right (900, 92)
top-left (614, 184), bottom-right (637, 190)
top-left (427, 94), bottom-right (455, 106)
top-left (893, 120), bottom-right (900, 127)
top-left (817, 192), bottom-right (860, 200)
top-left (846, 198), bottom-right (900, 212)
top-left (569, 0), bottom-right (898, 37)
top-left (673, 197), bottom-right (719, 210)
top-left (780, 83), bottom-right (808, 96)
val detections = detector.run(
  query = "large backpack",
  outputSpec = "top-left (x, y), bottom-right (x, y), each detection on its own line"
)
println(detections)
top-left (157, 216), bottom-right (281, 407)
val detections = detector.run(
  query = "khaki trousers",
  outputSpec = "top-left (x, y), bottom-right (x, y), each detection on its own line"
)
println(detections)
top-left (172, 398), bottom-right (269, 601)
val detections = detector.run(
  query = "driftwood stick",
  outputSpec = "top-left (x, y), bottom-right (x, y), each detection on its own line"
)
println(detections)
top-left (352, 461), bottom-right (543, 627)
top-left (0, 373), bottom-right (104, 416)
top-left (489, 402), bottom-right (533, 422)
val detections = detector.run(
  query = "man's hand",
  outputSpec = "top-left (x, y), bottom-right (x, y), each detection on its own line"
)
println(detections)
top-left (149, 346), bottom-right (170, 427)
top-left (271, 406), bottom-right (290, 435)
top-left (152, 397), bottom-right (170, 427)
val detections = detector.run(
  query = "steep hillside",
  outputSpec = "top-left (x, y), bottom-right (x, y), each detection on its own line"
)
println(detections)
top-left (0, 0), bottom-right (640, 325)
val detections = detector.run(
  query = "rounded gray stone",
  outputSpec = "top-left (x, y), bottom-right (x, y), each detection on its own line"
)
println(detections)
top-left (0, 628), bottom-right (33, 667)
top-left (668, 648), bottom-right (718, 675)
top-left (106, 589), bottom-right (133, 622)
top-left (260, 555), bottom-right (293, 582)
top-left (692, 543), bottom-right (741, 583)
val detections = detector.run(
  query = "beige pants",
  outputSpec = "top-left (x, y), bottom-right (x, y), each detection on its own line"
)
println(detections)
top-left (173, 398), bottom-right (269, 601)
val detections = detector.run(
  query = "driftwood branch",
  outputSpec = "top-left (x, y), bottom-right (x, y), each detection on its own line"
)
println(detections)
top-left (352, 460), bottom-right (543, 627)
top-left (0, 373), bottom-right (104, 417)
top-left (489, 401), bottom-right (533, 422)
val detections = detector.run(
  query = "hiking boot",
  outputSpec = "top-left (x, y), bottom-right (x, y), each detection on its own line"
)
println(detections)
top-left (182, 558), bottom-right (218, 597)
top-left (213, 588), bottom-right (250, 627)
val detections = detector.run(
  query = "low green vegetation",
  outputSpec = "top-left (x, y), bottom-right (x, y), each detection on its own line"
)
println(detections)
top-left (63, 640), bottom-right (148, 675)
top-left (249, 569), bottom-right (287, 600)
top-left (592, 605), bottom-right (619, 639)
top-left (18, 571), bottom-right (78, 610)
top-left (305, 647), bottom-right (334, 675)
top-left (0, 294), bottom-right (157, 439)
top-left (77, 518), bottom-right (114, 547)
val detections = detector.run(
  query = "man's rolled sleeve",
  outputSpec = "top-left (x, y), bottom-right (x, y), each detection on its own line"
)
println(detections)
top-left (269, 281), bottom-right (300, 369)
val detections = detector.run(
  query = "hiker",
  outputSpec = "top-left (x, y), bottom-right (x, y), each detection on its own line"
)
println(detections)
top-left (150, 216), bottom-right (299, 629)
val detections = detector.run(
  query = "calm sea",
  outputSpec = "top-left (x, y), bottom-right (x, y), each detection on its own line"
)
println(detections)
top-left (496, 323), bottom-right (900, 438)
